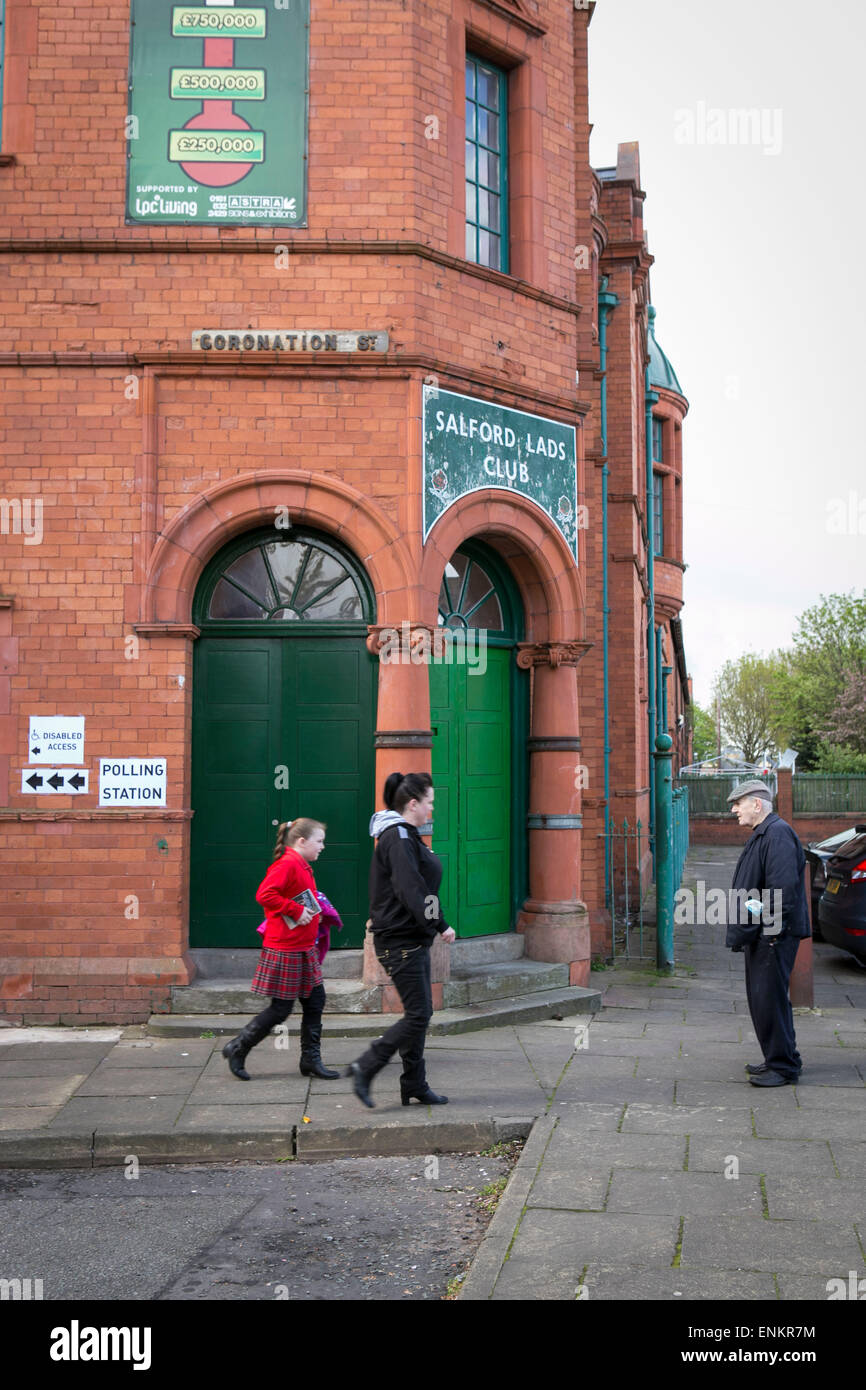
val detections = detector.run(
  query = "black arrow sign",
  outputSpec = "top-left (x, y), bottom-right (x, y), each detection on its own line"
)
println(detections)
top-left (47, 773), bottom-right (65, 790)
top-left (31, 746), bottom-right (40, 757)
top-left (26, 773), bottom-right (43, 789)
top-left (68, 773), bottom-right (86, 790)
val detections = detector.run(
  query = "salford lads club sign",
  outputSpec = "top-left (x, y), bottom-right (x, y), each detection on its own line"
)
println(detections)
top-left (422, 387), bottom-right (581, 561)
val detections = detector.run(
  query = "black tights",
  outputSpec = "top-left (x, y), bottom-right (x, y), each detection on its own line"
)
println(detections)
top-left (250, 983), bottom-right (325, 1034)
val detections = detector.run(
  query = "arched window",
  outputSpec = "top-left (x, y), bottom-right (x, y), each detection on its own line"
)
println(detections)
top-left (437, 549), bottom-right (504, 631)
top-left (203, 533), bottom-right (368, 622)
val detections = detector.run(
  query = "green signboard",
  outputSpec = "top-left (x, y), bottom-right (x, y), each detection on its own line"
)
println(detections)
top-left (423, 387), bottom-right (579, 560)
top-left (126, 0), bottom-right (308, 226)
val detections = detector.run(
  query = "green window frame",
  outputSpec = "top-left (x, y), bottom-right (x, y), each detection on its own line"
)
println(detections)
top-left (652, 415), bottom-right (664, 464)
top-left (465, 54), bottom-right (508, 273)
top-left (652, 471), bottom-right (665, 557)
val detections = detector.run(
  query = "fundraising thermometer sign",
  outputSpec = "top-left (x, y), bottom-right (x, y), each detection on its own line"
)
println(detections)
top-left (422, 387), bottom-right (579, 561)
top-left (126, 0), bottom-right (309, 225)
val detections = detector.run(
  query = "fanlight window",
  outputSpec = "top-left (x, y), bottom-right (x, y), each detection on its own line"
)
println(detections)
top-left (438, 551), bottom-right (503, 630)
top-left (208, 538), bottom-right (364, 621)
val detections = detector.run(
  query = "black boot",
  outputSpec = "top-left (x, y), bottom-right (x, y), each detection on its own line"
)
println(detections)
top-left (222, 1016), bottom-right (272, 1081)
top-left (299, 1017), bottom-right (339, 1079)
top-left (401, 1084), bottom-right (448, 1106)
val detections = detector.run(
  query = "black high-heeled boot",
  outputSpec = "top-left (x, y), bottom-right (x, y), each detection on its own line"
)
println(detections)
top-left (401, 1085), bottom-right (449, 1106)
top-left (299, 1017), bottom-right (339, 1079)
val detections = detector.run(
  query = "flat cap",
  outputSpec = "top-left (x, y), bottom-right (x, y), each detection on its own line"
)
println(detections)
top-left (727, 779), bottom-right (773, 805)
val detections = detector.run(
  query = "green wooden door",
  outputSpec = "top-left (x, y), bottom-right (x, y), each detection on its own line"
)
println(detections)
top-left (190, 638), bottom-right (283, 949)
top-left (430, 648), bottom-right (511, 937)
top-left (190, 527), bottom-right (376, 950)
top-left (191, 636), bottom-right (374, 948)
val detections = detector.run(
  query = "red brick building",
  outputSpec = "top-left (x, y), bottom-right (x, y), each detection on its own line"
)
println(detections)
top-left (0, 0), bottom-right (689, 1023)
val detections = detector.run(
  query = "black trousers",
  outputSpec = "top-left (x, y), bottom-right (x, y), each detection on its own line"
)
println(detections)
top-left (743, 934), bottom-right (802, 1079)
top-left (356, 944), bottom-right (433, 1092)
top-left (250, 983), bottom-right (326, 1035)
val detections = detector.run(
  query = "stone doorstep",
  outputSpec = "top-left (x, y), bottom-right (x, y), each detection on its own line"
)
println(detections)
top-left (187, 933), bottom-right (527, 985)
top-left (171, 957), bottom-right (572, 1015)
top-left (147, 985), bottom-right (602, 1039)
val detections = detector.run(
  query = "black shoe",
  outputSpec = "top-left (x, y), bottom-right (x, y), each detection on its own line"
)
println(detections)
top-left (300, 1053), bottom-right (340, 1080)
top-left (749, 1069), bottom-right (797, 1087)
top-left (401, 1086), bottom-right (449, 1106)
top-left (347, 1061), bottom-right (375, 1108)
top-left (746, 1062), bottom-right (769, 1074)
top-left (299, 1019), bottom-right (340, 1079)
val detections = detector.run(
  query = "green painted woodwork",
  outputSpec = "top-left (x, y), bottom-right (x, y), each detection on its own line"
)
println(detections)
top-left (191, 528), bottom-right (376, 950)
top-left (430, 649), bottom-right (511, 937)
top-left (430, 540), bottom-right (527, 938)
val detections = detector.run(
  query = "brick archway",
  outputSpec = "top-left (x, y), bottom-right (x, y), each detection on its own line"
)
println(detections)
top-left (419, 490), bottom-right (585, 641)
top-left (140, 470), bottom-right (415, 624)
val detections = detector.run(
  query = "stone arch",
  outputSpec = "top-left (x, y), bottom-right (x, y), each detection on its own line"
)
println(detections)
top-left (141, 471), bottom-right (415, 625)
top-left (420, 490), bottom-right (585, 642)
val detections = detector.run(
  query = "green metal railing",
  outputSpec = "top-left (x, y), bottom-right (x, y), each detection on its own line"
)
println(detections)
top-left (792, 774), bottom-right (866, 815)
top-left (672, 782), bottom-right (690, 888)
top-left (676, 773), bottom-right (777, 814)
top-left (603, 817), bottom-right (652, 961)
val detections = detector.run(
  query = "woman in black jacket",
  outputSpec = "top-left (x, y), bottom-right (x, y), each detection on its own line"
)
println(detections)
top-left (347, 771), bottom-right (456, 1108)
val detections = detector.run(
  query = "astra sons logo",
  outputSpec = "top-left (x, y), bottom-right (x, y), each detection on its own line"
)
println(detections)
top-left (49, 1321), bottom-right (152, 1371)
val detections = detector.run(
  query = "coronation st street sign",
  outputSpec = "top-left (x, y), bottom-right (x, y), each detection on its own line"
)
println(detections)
top-left (422, 387), bottom-right (580, 560)
top-left (191, 330), bottom-right (389, 352)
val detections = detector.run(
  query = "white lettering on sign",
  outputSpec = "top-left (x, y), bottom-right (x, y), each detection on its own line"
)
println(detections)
top-left (99, 759), bottom-right (167, 807)
top-left (28, 717), bottom-right (85, 765)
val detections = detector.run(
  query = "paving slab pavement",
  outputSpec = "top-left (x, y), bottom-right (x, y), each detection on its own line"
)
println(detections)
top-left (459, 845), bottom-right (866, 1302)
top-left (3, 844), bottom-right (865, 1305)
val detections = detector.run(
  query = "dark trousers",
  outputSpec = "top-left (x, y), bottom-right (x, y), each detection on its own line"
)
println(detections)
top-left (744, 934), bottom-right (802, 1079)
top-left (356, 944), bottom-right (433, 1092)
top-left (250, 983), bottom-right (326, 1035)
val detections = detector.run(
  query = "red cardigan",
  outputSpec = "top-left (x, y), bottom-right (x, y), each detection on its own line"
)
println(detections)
top-left (255, 847), bottom-right (321, 952)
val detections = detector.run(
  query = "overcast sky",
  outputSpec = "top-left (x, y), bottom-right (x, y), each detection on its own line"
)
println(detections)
top-left (587, 0), bottom-right (865, 709)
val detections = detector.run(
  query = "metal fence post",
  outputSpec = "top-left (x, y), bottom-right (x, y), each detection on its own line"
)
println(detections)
top-left (654, 733), bottom-right (674, 973)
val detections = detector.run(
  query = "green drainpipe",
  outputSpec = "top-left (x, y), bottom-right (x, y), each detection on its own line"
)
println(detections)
top-left (645, 344), bottom-right (659, 846)
top-left (598, 277), bottom-right (618, 907)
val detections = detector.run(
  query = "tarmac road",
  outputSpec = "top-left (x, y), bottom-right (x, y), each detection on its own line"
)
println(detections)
top-left (0, 1150), bottom-right (516, 1301)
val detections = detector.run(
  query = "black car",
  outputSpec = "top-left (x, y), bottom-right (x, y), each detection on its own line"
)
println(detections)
top-left (805, 826), bottom-right (866, 940)
top-left (818, 830), bottom-right (866, 966)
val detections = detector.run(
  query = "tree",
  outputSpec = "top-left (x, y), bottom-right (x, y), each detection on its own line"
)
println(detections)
top-left (686, 702), bottom-right (717, 763)
top-left (772, 591), bottom-right (866, 770)
top-left (712, 653), bottom-right (781, 764)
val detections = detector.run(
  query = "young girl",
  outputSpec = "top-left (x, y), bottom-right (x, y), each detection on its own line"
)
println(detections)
top-left (222, 818), bottom-right (340, 1082)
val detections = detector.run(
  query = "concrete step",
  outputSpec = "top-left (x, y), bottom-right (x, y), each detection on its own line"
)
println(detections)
top-left (450, 933), bottom-right (525, 967)
top-left (188, 948), bottom-right (363, 980)
top-left (445, 959), bottom-right (569, 1007)
top-left (148, 985), bottom-right (601, 1039)
top-left (170, 977), bottom-right (380, 1015)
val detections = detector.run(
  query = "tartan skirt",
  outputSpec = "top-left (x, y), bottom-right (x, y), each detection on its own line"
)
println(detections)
top-left (250, 946), bottom-right (323, 1000)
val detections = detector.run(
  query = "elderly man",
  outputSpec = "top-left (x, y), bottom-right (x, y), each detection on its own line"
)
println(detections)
top-left (726, 779), bottom-right (810, 1087)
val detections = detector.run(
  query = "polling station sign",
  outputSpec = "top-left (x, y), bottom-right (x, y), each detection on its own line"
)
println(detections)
top-left (126, 0), bottom-right (309, 225)
top-left (422, 387), bottom-right (579, 561)
top-left (99, 760), bottom-right (168, 807)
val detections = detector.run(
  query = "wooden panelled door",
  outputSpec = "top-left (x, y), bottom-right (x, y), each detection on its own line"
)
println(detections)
top-left (190, 530), bottom-right (376, 949)
top-left (430, 544), bottom-right (520, 938)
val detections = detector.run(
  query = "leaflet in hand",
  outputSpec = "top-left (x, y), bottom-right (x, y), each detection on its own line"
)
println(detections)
top-left (294, 888), bottom-right (319, 914)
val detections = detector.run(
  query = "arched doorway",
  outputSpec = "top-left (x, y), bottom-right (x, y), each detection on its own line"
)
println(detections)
top-left (430, 540), bottom-right (527, 937)
top-left (190, 526), bottom-right (377, 949)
